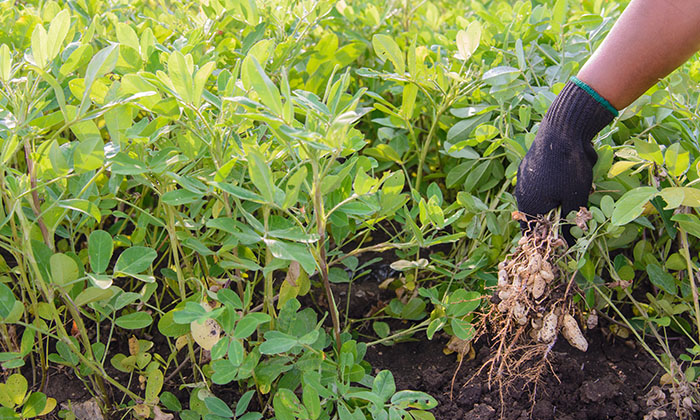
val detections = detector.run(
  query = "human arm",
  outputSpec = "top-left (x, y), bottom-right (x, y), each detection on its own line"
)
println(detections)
top-left (515, 0), bottom-right (700, 237)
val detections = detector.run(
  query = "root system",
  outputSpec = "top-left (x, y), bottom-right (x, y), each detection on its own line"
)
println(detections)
top-left (474, 211), bottom-right (592, 414)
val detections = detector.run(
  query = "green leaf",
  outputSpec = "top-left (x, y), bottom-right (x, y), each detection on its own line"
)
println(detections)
top-left (158, 310), bottom-right (190, 337)
top-left (168, 50), bottom-right (194, 104)
top-left (354, 170), bottom-right (377, 196)
top-left (72, 136), bottom-right (104, 172)
top-left (193, 62), bottom-right (216, 108)
top-left (400, 82), bottom-right (418, 118)
top-left (234, 313), bottom-right (271, 339)
top-left (160, 392), bottom-right (182, 412)
top-left (211, 182), bottom-right (264, 202)
top-left (31, 24), bottom-right (48, 68)
top-left (446, 290), bottom-right (481, 317)
top-left (263, 239), bottom-right (316, 275)
top-left (0, 284), bottom-right (17, 320)
top-left (372, 34), bottom-right (405, 74)
top-left (116, 23), bottom-right (140, 52)
top-left (634, 138), bottom-right (663, 164)
top-left (79, 43), bottom-right (119, 116)
top-left (59, 44), bottom-right (93, 77)
top-left (0, 44), bottom-right (11, 82)
top-left (21, 392), bottom-right (47, 419)
top-left (372, 370), bottom-right (396, 403)
top-left (88, 230), bottom-right (113, 274)
top-left (46, 10), bottom-right (70, 61)
top-left (216, 289), bottom-right (244, 310)
top-left (646, 264), bottom-right (677, 295)
top-left (450, 318), bottom-right (476, 341)
top-left (205, 397), bottom-right (234, 418)
top-left (302, 384), bottom-right (321, 420)
top-left (140, 28), bottom-right (155, 60)
top-left (246, 148), bottom-right (276, 204)
top-left (0, 407), bottom-right (19, 420)
top-left (282, 166), bottom-right (307, 209)
top-left (672, 213), bottom-right (700, 239)
top-left (482, 66), bottom-right (520, 86)
top-left (115, 312), bottom-right (153, 329)
top-left (611, 187), bottom-right (657, 226)
top-left (161, 189), bottom-right (202, 206)
top-left (259, 331), bottom-right (297, 354)
top-left (74, 287), bottom-right (114, 307)
top-left (390, 390), bottom-right (437, 410)
top-left (551, 0), bottom-right (568, 33)
top-left (114, 247), bottom-right (157, 275)
top-left (236, 390), bottom-right (255, 417)
top-left (665, 142), bottom-right (690, 177)
top-left (243, 56), bottom-right (283, 116)
top-left (58, 199), bottom-right (101, 223)
top-left (49, 253), bottom-right (80, 286)
top-left (173, 302), bottom-right (208, 324)
top-left (145, 369), bottom-right (163, 404)
top-left (109, 152), bottom-right (149, 175)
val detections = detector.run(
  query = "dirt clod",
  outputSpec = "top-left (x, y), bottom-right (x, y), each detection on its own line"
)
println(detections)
top-left (580, 376), bottom-right (619, 402)
top-left (464, 403), bottom-right (496, 419)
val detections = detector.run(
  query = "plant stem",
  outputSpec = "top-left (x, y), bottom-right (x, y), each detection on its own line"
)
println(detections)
top-left (22, 137), bottom-right (52, 250)
top-left (366, 319), bottom-right (430, 346)
top-left (414, 105), bottom-right (445, 192)
top-left (164, 206), bottom-right (200, 380)
top-left (311, 159), bottom-right (342, 352)
top-left (679, 227), bottom-right (700, 344)
top-left (263, 205), bottom-right (277, 323)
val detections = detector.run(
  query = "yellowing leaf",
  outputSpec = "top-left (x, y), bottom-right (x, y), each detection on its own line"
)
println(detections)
top-left (128, 336), bottom-right (139, 356)
top-left (611, 186), bottom-right (657, 226)
top-left (242, 55), bottom-right (283, 117)
top-left (659, 187), bottom-right (700, 209)
top-left (278, 261), bottom-right (310, 309)
top-left (39, 397), bottom-right (57, 416)
top-left (6, 374), bottom-right (27, 407)
top-left (133, 403), bottom-right (150, 418)
top-left (665, 142), bottom-right (690, 177)
top-left (50, 253), bottom-right (79, 286)
top-left (191, 318), bottom-right (221, 351)
top-left (31, 24), bottom-right (48, 68)
top-left (0, 44), bottom-right (10, 82)
top-left (372, 34), bottom-right (405, 75)
top-left (455, 21), bottom-right (481, 60)
top-left (607, 161), bottom-right (638, 178)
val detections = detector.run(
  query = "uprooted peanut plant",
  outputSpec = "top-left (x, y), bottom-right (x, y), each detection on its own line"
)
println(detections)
top-left (479, 211), bottom-right (593, 406)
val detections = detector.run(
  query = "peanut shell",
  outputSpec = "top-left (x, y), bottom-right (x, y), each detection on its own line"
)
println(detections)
top-left (538, 309), bottom-right (558, 343)
top-left (531, 274), bottom-right (546, 299)
top-left (561, 314), bottom-right (588, 352)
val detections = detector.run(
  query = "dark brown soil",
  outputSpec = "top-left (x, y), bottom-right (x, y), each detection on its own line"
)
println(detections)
top-left (35, 248), bottom-right (692, 420)
top-left (365, 329), bottom-right (679, 420)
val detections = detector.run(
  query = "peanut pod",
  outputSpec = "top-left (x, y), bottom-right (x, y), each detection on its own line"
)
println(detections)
top-left (538, 309), bottom-right (558, 343)
top-left (531, 274), bottom-right (546, 299)
top-left (562, 314), bottom-right (588, 352)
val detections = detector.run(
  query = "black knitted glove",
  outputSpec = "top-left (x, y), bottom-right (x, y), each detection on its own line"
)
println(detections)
top-left (515, 79), bottom-right (616, 237)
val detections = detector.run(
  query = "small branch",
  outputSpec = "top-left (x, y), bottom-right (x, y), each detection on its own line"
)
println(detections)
top-left (22, 140), bottom-right (52, 250)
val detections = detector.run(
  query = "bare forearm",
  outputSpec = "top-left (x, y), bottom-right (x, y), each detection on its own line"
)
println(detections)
top-left (577, 0), bottom-right (700, 110)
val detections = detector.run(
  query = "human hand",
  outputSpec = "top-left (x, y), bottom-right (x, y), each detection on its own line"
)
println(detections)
top-left (515, 79), bottom-right (616, 238)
